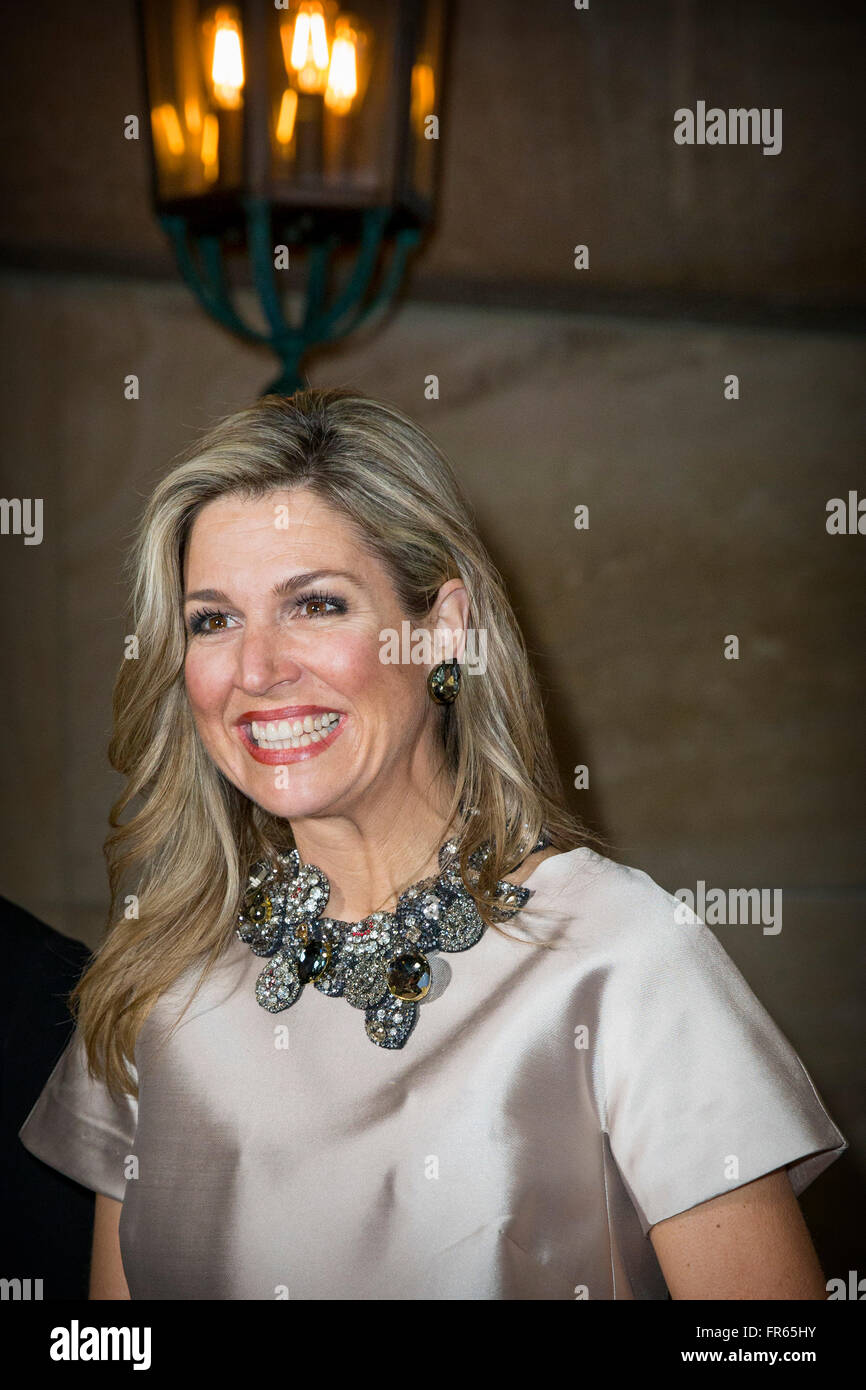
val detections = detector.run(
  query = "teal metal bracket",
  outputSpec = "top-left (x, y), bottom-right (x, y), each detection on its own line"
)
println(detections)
top-left (161, 201), bottom-right (422, 395)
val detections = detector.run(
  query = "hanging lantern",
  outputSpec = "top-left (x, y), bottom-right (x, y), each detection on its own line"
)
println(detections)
top-left (137, 0), bottom-right (451, 391)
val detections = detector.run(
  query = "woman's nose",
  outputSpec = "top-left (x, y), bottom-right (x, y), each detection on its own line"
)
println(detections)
top-left (235, 624), bottom-right (304, 694)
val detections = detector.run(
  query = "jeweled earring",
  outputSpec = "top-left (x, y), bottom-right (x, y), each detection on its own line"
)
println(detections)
top-left (427, 658), bottom-right (461, 704)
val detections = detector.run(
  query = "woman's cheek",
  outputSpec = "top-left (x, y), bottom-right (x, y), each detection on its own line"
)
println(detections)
top-left (184, 648), bottom-right (223, 717)
top-left (328, 631), bottom-right (400, 686)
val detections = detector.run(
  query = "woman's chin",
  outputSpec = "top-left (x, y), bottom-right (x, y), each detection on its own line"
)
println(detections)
top-left (237, 775), bottom-right (347, 822)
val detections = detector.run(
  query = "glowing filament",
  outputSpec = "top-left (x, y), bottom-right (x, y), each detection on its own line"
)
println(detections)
top-left (411, 63), bottom-right (435, 136)
top-left (201, 112), bottom-right (220, 180)
top-left (184, 97), bottom-right (202, 138)
top-left (211, 11), bottom-right (244, 108)
top-left (288, 3), bottom-right (330, 93)
top-left (325, 24), bottom-right (358, 114)
top-left (275, 88), bottom-right (299, 145)
top-left (152, 103), bottom-right (185, 158)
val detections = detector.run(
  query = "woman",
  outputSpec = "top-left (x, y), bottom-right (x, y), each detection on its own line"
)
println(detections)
top-left (19, 388), bottom-right (846, 1300)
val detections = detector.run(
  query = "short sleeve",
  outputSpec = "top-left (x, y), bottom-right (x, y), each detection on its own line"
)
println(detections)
top-left (17, 1026), bottom-right (138, 1202)
top-left (594, 864), bottom-right (848, 1237)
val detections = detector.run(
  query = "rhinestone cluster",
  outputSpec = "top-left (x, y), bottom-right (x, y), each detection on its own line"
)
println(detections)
top-left (236, 831), bottom-right (550, 1049)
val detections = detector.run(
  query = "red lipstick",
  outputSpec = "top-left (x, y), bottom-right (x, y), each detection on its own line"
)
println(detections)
top-left (234, 707), bottom-right (346, 765)
top-left (235, 705), bottom-right (342, 724)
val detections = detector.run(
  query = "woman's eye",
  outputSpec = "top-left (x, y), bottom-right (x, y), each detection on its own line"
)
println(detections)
top-left (296, 592), bottom-right (346, 618)
top-left (187, 609), bottom-right (234, 636)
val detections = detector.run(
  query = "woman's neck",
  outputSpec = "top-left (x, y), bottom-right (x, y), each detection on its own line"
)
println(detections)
top-left (289, 782), bottom-right (459, 922)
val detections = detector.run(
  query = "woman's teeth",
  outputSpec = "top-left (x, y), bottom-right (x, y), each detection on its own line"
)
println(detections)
top-left (248, 712), bottom-right (341, 749)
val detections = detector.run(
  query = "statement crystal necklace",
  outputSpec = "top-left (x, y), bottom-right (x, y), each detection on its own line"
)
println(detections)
top-left (236, 832), bottom-right (551, 1049)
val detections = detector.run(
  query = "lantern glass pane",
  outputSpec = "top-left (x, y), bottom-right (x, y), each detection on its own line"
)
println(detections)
top-left (407, 0), bottom-right (446, 206)
top-left (266, 1), bottom-right (398, 208)
top-left (141, 0), bottom-right (246, 202)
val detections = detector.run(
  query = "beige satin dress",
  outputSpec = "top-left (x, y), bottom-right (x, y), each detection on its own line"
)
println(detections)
top-left (18, 847), bottom-right (847, 1299)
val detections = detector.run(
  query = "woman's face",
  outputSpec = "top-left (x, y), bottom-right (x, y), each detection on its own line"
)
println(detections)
top-left (182, 487), bottom-right (464, 821)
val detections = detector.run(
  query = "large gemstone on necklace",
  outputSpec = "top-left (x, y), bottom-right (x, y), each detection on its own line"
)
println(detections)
top-left (245, 887), bottom-right (272, 924)
top-left (296, 935), bottom-right (331, 983)
top-left (386, 950), bottom-right (431, 1001)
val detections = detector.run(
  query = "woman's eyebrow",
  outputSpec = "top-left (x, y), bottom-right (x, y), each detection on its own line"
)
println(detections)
top-left (183, 587), bottom-right (231, 603)
top-left (272, 569), bottom-right (363, 596)
top-left (183, 570), bottom-right (363, 604)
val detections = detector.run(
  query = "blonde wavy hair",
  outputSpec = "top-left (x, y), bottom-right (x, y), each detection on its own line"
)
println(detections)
top-left (70, 388), bottom-right (599, 1098)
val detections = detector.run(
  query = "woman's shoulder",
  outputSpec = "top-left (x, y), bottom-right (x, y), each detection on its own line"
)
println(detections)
top-left (524, 847), bottom-right (779, 1063)
top-left (525, 843), bottom-right (678, 916)
top-left (521, 844), bottom-right (719, 963)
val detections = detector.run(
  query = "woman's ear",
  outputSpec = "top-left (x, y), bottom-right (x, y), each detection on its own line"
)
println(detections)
top-left (429, 579), bottom-right (470, 664)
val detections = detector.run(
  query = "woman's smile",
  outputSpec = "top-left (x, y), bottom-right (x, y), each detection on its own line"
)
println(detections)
top-left (235, 705), bottom-right (347, 763)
